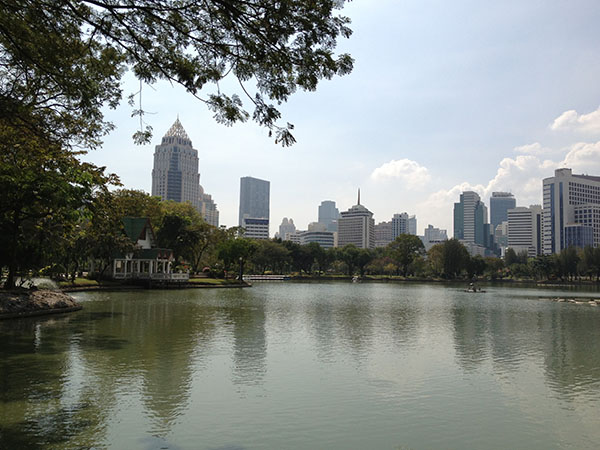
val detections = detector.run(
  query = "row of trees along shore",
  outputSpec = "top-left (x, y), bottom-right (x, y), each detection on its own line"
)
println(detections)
top-left (240, 236), bottom-right (600, 282)
top-left (3, 186), bottom-right (600, 288)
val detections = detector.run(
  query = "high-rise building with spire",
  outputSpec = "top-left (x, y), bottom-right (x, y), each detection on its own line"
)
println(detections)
top-left (151, 118), bottom-right (219, 226)
top-left (337, 189), bottom-right (375, 249)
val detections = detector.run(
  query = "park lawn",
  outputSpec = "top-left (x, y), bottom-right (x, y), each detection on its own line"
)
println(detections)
top-left (188, 278), bottom-right (239, 285)
top-left (57, 278), bottom-right (100, 288)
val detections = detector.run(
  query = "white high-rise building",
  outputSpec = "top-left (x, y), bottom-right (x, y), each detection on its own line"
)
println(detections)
top-left (542, 168), bottom-right (600, 254)
top-left (241, 216), bottom-right (269, 240)
top-left (392, 213), bottom-right (409, 239)
top-left (507, 205), bottom-right (542, 257)
top-left (337, 190), bottom-right (375, 249)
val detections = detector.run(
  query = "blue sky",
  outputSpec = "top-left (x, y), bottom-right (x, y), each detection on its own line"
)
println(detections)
top-left (86, 0), bottom-right (600, 235)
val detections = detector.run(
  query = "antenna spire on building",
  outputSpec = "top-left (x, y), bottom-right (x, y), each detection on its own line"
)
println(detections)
top-left (358, 188), bottom-right (361, 205)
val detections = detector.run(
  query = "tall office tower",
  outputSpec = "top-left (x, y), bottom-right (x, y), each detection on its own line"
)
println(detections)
top-left (239, 176), bottom-right (270, 233)
top-left (507, 205), bottom-right (542, 257)
top-left (198, 186), bottom-right (219, 227)
top-left (278, 218), bottom-right (296, 240)
top-left (318, 200), bottom-right (340, 232)
top-left (152, 118), bottom-right (220, 224)
top-left (490, 192), bottom-right (516, 230)
top-left (392, 213), bottom-right (409, 239)
top-left (453, 191), bottom-right (487, 245)
top-left (337, 190), bottom-right (375, 249)
top-left (374, 221), bottom-right (393, 247)
top-left (543, 168), bottom-right (600, 254)
top-left (152, 118), bottom-right (200, 205)
top-left (408, 215), bottom-right (417, 235)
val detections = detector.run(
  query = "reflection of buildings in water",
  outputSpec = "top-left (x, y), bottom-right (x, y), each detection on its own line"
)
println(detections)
top-left (387, 303), bottom-right (419, 350)
top-left (486, 305), bottom-right (542, 374)
top-left (73, 297), bottom-right (218, 436)
top-left (228, 304), bottom-right (267, 386)
top-left (451, 297), bottom-right (600, 401)
top-left (309, 302), bottom-right (336, 362)
top-left (451, 305), bottom-right (490, 372)
top-left (334, 301), bottom-right (375, 361)
top-left (539, 308), bottom-right (600, 397)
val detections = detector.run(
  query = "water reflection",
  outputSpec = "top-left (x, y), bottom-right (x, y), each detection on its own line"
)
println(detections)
top-left (1, 284), bottom-right (600, 449)
top-left (227, 302), bottom-right (267, 386)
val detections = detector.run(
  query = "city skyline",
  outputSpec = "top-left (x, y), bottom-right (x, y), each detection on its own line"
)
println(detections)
top-left (85, 1), bottom-right (600, 234)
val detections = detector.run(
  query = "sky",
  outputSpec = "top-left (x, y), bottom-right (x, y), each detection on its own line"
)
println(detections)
top-left (85, 0), bottom-right (600, 235)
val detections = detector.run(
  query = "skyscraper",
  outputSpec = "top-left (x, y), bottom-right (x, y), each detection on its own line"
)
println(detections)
top-left (239, 176), bottom-right (270, 238)
top-left (392, 213), bottom-right (409, 239)
top-left (152, 118), bottom-right (219, 225)
top-left (542, 168), bottom-right (600, 254)
top-left (152, 118), bottom-right (199, 205)
top-left (507, 205), bottom-right (542, 257)
top-left (490, 192), bottom-right (516, 231)
top-left (318, 200), bottom-right (340, 232)
top-left (453, 191), bottom-right (487, 246)
top-left (337, 190), bottom-right (375, 249)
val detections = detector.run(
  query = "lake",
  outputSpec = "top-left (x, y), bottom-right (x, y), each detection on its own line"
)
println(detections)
top-left (1, 282), bottom-right (600, 449)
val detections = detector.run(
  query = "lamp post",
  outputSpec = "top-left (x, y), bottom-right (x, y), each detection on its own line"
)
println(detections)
top-left (238, 256), bottom-right (244, 283)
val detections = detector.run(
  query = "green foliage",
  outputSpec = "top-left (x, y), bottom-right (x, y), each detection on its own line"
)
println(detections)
top-left (0, 118), bottom-right (119, 288)
top-left (250, 239), bottom-right (291, 274)
top-left (387, 234), bottom-right (425, 276)
top-left (339, 244), bottom-right (360, 276)
top-left (443, 240), bottom-right (470, 279)
top-left (217, 238), bottom-right (257, 274)
top-left (0, 0), bottom-right (354, 147)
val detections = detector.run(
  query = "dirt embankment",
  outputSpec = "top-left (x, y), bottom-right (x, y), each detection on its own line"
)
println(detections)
top-left (0, 289), bottom-right (81, 319)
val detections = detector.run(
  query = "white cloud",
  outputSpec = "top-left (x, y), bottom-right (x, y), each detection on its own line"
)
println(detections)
top-left (513, 142), bottom-right (558, 157)
top-left (370, 158), bottom-right (431, 188)
top-left (419, 154), bottom-right (559, 232)
top-left (560, 141), bottom-right (600, 174)
top-left (550, 106), bottom-right (600, 134)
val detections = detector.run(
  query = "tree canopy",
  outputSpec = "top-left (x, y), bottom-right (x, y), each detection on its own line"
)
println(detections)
top-left (0, 0), bottom-right (353, 147)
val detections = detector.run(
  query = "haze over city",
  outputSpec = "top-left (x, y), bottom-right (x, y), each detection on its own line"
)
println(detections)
top-left (86, 0), bottom-right (600, 233)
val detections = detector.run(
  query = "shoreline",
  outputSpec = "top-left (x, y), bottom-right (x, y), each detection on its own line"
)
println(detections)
top-left (287, 275), bottom-right (600, 287)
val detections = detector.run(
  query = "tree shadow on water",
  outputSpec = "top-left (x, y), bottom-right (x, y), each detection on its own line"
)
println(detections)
top-left (0, 403), bottom-right (94, 449)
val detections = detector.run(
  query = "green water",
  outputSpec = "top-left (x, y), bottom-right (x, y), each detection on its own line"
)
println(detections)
top-left (1, 283), bottom-right (600, 449)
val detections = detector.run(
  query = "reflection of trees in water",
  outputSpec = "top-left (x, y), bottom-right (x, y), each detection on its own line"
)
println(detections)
top-left (77, 296), bottom-right (218, 434)
top-left (539, 308), bottom-right (600, 398)
top-left (387, 302), bottom-right (419, 351)
top-left (226, 302), bottom-right (267, 386)
top-left (451, 296), bottom-right (600, 400)
top-left (309, 302), bottom-right (336, 362)
top-left (451, 304), bottom-right (490, 372)
top-left (0, 292), bottom-right (220, 447)
top-left (334, 300), bottom-right (374, 361)
top-left (0, 315), bottom-right (109, 449)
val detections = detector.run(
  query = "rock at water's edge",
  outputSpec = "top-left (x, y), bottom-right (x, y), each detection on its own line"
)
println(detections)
top-left (0, 290), bottom-right (80, 315)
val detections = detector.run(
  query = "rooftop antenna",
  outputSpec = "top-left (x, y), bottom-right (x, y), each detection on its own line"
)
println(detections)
top-left (358, 188), bottom-right (361, 205)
